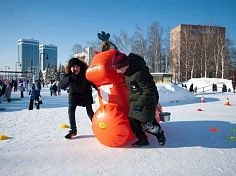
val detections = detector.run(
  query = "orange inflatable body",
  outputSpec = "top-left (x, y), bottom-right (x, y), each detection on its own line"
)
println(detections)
top-left (86, 49), bottom-right (133, 147)
top-left (92, 104), bottom-right (132, 146)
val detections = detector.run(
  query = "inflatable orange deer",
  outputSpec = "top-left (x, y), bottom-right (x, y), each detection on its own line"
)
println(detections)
top-left (86, 49), bottom-right (133, 147)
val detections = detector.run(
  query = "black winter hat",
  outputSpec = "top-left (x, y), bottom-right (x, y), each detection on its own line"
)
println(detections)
top-left (68, 58), bottom-right (81, 68)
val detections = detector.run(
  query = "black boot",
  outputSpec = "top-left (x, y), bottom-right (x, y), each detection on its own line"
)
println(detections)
top-left (132, 135), bottom-right (149, 147)
top-left (65, 130), bottom-right (77, 139)
top-left (143, 120), bottom-right (166, 146)
top-left (155, 129), bottom-right (166, 146)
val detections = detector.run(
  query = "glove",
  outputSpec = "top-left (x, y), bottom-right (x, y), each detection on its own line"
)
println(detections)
top-left (97, 31), bottom-right (110, 41)
top-left (134, 106), bottom-right (142, 112)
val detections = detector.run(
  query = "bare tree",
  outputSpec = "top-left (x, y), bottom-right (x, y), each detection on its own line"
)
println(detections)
top-left (202, 29), bottom-right (210, 77)
top-left (218, 29), bottom-right (226, 78)
top-left (227, 39), bottom-right (236, 71)
top-left (72, 44), bottom-right (83, 56)
top-left (147, 22), bottom-right (163, 72)
top-left (86, 40), bottom-right (101, 51)
top-left (131, 25), bottom-right (147, 59)
top-left (190, 36), bottom-right (200, 79)
top-left (169, 25), bottom-right (228, 81)
top-left (180, 26), bottom-right (195, 80)
top-left (212, 36), bottom-right (221, 78)
top-left (170, 27), bottom-right (181, 82)
top-left (161, 27), bottom-right (171, 73)
top-left (113, 30), bottom-right (131, 54)
top-left (201, 26), bottom-right (219, 78)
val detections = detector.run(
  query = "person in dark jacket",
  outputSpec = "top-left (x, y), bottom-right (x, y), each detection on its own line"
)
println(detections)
top-left (189, 83), bottom-right (194, 92)
top-left (112, 52), bottom-right (166, 147)
top-left (58, 58), bottom-right (96, 139)
top-left (20, 83), bottom-right (24, 98)
top-left (52, 82), bottom-right (58, 96)
top-left (28, 83), bottom-right (40, 110)
top-left (5, 82), bottom-right (12, 103)
top-left (232, 73), bottom-right (236, 93)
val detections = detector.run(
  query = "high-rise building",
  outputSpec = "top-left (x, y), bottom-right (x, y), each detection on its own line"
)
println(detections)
top-left (18, 39), bottom-right (58, 81)
top-left (18, 39), bottom-right (39, 73)
top-left (39, 44), bottom-right (57, 71)
top-left (170, 24), bottom-right (226, 82)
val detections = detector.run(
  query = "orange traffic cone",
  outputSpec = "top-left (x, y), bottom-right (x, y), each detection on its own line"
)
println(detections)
top-left (200, 96), bottom-right (205, 103)
top-left (224, 97), bottom-right (231, 106)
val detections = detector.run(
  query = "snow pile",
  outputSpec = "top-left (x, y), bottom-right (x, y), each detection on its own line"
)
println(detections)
top-left (157, 83), bottom-right (195, 105)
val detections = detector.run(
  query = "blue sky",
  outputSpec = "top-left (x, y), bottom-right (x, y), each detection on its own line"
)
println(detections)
top-left (0, 0), bottom-right (236, 71)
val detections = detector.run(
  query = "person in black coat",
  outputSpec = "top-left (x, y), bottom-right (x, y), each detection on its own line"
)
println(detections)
top-left (58, 58), bottom-right (96, 139)
top-left (28, 83), bottom-right (40, 110)
top-left (52, 82), bottom-right (58, 96)
top-left (112, 52), bottom-right (166, 147)
top-left (189, 83), bottom-right (194, 92)
top-left (232, 73), bottom-right (236, 93)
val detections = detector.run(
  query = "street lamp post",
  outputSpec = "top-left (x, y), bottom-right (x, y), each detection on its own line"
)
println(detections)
top-left (40, 53), bottom-right (48, 71)
top-left (5, 66), bottom-right (10, 80)
top-left (15, 61), bottom-right (21, 79)
top-left (40, 53), bottom-right (49, 82)
top-left (29, 66), bottom-right (39, 82)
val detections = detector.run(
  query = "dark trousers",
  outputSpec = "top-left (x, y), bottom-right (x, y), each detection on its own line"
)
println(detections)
top-left (68, 103), bottom-right (94, 131)
top-left (28, 100), bottom-right (34, 110)
top-left (28, 98), bottom-right (40, 110)
top-left (129, 118), bottom-right (146, 139)
top-left (20, 91), bottom-right (24, 98)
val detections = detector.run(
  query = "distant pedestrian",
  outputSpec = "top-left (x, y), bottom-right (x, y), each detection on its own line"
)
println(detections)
top-left (13, 80), bottom-right (17, 92)
top-left (212, 83), bottom-right (217, 92)
top-left (36, 80), bottom-right (41, 91)
top-left (232, 73), bottom-right (236, 93)
top-left (5, 82), bottom-right (12, 102)
top-left (222, 83), bottom-right (227, 92)
top-left (194, 86), bottom-right (197, 93)
top-left (20, 83), bottom-right (24, 98)
top-left (28, 84), bottom-right (40, 110)
top-left (0, 81), bottom-right (4, 103)
top-left (50, 85), bottom-right (53, 96)
top-left (189, 83), bottom-right (194, 92)
top-left (1, 83), bottom-right (6, 101)
top-left (52, 82), bottom-right (58, 96)
top-left (57, 85), bottom-right (61, 95)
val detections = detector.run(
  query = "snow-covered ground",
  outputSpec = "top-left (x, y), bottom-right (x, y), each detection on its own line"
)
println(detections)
top-left (0, 78), bottom-right (235, 176)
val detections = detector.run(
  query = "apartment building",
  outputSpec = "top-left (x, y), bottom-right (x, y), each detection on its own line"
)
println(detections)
top-left (170, 24), bottom-right (226, 82)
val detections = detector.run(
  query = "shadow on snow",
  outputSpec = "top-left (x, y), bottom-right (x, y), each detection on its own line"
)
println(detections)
top-left (158, 120), bottom-right (236, 149)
